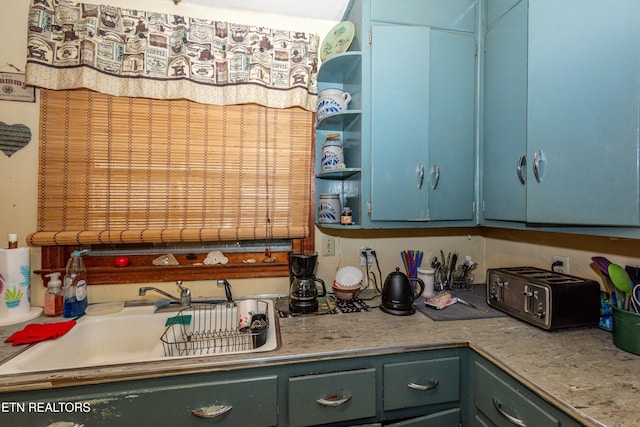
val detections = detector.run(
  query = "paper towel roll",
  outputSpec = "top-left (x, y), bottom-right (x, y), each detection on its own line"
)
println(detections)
top-left (0, 247), bottom-right (31, 319)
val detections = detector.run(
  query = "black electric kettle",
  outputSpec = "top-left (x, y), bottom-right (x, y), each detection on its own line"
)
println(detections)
top-left (380, 268), bottom-right (425, 315)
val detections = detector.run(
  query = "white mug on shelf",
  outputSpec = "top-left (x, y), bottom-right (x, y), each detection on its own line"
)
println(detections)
top-left (316, 89), bottom-right (352, 122)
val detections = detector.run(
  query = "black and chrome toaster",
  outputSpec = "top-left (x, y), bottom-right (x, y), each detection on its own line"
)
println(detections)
top-left (486, 266), bottom-right (601, 330)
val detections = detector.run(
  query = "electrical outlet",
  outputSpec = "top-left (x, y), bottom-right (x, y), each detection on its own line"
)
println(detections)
top-left (322, 235), bottom-right (335, 256)
top-left (360, 246), bottom-right (374, 266)
top-left (552, 255), bottom-right (570, 274)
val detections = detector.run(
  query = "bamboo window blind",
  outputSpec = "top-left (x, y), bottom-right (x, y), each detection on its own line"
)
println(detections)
top-left (27, 89), bottom-right (314, 246)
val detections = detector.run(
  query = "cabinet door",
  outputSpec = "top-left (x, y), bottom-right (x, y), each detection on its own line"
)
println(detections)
top-left (474, 361), bottom-right (560, 427)
top-left (370, 25), bottom-right (475, 222)
top-left (371, 0), bottom-right (477, 32)
top-left (370, 24), bottom-right (430, 221)
top-left (483, 0), bottom-right (528, 221)
top-left (526, 0), bottom-right (640, 225)
top-left (426, 29), bottom-right (476, 221)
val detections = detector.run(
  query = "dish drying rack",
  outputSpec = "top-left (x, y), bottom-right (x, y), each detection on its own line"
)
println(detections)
top-left (161, 301), bottom-right (269, 357)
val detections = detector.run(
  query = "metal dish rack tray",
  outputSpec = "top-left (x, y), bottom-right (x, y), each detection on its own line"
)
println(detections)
top-left (161, 301), bottom-right (269, 357)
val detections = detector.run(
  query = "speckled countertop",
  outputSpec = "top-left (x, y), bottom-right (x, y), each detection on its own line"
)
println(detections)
top-left (0, 297), bottom-right (637, 427)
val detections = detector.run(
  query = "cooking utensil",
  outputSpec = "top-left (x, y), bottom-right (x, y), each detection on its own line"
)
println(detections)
top-left (632, 284), bottom-right (640, 313)
top-left (447, 252), bottom-right (458, 284)
top-left (455, 297), bottom-right (489, 313)
top-left (591, 256), bottom-right (616, 295)
top-left (608, 263), bottom-right (633, 310)
top-left (591, 256), bottom-right (612, 276)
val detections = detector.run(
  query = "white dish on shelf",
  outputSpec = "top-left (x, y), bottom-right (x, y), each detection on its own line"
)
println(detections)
top-left (320, 21), bottom-right (355, 62)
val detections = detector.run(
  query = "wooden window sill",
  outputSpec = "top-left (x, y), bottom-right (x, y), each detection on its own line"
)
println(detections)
top-left (35, 245), bottom-right (310, 286)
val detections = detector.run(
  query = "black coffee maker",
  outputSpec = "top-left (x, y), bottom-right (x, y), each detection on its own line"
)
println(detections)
top-left (288, 251), bottom-right (326, 313)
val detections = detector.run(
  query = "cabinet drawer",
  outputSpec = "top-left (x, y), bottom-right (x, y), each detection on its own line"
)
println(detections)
top-left (474, 361), bottom-right (559, 427)
top-left (288, 368), bottom-right (376, 427)
top-left (387, 407), bottom-right (460, 426)
top-left (3, 375), bottom-right (278, 427)
top-left (103, 375), bottom-right (278, 427)
top-left (383, 356), bottom-right (460, 411)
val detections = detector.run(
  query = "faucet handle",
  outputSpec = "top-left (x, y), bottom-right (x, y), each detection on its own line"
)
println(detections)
top-left (176, 281), bottom-right (189, 294)
top-left (176, 281), bottom-right (191, 307)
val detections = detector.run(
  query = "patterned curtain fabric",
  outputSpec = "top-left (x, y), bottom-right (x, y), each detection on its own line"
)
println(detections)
top-left (25, 0), bottom-right (319, 111)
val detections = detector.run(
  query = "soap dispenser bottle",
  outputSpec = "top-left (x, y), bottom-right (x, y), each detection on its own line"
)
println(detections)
top-left (63, 250), bottom-right (88, 318)
top-left (44, 272), bottom-right (64, 317)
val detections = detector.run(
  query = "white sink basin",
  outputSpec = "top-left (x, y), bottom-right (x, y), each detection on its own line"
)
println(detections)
top-left (0, 300), bottom-right (279, 375)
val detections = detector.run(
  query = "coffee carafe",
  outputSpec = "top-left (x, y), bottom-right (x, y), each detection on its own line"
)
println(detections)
top-left (288, 251), bottom-right (326, 313)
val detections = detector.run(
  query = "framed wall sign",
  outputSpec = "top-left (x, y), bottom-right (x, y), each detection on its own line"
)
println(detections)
top-left (0, 73), bottom-right (35, 102)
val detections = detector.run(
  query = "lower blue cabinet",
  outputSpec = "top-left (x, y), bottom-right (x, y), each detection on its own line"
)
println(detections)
top-left (387, 407), bottom-right (461, 426)
top-left (288, 368), bottom-right (377, 426)
top-left (383, 356), bottom-right (460, 411)
top-left (471, 353), bottom-right (583, 427)
top-left (0, 374), bottom-right (278, 427)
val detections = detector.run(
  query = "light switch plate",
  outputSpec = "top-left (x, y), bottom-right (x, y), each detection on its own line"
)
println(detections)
top-left (322, 235), bottom-right (335, 256)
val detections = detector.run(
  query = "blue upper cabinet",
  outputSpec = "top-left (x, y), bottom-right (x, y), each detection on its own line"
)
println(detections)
top-left (526, 0), bottom-right (640, 226)
top-left (483, 0), bottom-right (640, 227)
top-left (338, 0), bottom-right (478, 227)
top-left (426, 29), bottom-right (476, 221)
top-left (369, 24), bottom-right (431, 221)
top-left (370, 26), bottom-right (475, 222)
top-left (483, 0), bottom-right (528, 222)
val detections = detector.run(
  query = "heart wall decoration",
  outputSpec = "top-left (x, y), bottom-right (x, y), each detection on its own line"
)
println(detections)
top-left (0, 122), bottom-right (31, 157)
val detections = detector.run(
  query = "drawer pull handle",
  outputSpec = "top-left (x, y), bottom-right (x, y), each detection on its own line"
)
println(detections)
top-left (407, 380), bottom-right (439, 391)
top-left (192, 404), bottom-right (232, 419)
top-left (493, 398), bottom-right (526, 427)
top-left (316, 394), bottom-right (352, 407)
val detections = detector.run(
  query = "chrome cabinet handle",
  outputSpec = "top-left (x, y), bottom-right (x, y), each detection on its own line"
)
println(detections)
top-left (532, 150), bottom-right (546, 183)
top-left (516, 155), bottom-right (526, 185)
top-left (417, 163), bottom-right (425, 189)
top-left (316, 394), bottom-right (352, 407)
top-left (407, 380), bottom-right (439, 391)
top-left (431, 164), bottom-right (440, 190)
top-left (493, 398), bottom-right (526, 427)
top-left (192, 404), bottom-right (232, 418)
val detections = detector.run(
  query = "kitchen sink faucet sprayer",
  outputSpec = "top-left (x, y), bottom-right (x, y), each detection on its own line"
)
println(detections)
top-left (138, 281), bottom-right (191, 307)
top-left (217, 279), bottom-right (234, 304)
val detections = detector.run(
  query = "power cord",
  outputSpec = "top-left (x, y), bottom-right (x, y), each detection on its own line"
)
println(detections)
top-left (359, 248), bottom-right (383, 301)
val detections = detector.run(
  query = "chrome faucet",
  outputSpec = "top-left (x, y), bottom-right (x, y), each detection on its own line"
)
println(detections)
top-left (139, 281), bottom-right (191, 307)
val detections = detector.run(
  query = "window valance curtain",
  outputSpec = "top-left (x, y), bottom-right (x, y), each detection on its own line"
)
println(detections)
top-left (25, 0), bottom-right (319, 111)
top-left (26, 89), bottom-right (313, 246)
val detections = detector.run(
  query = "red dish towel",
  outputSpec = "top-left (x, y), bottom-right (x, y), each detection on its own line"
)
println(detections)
top-left (5, 320), bottom-right (77, 346)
